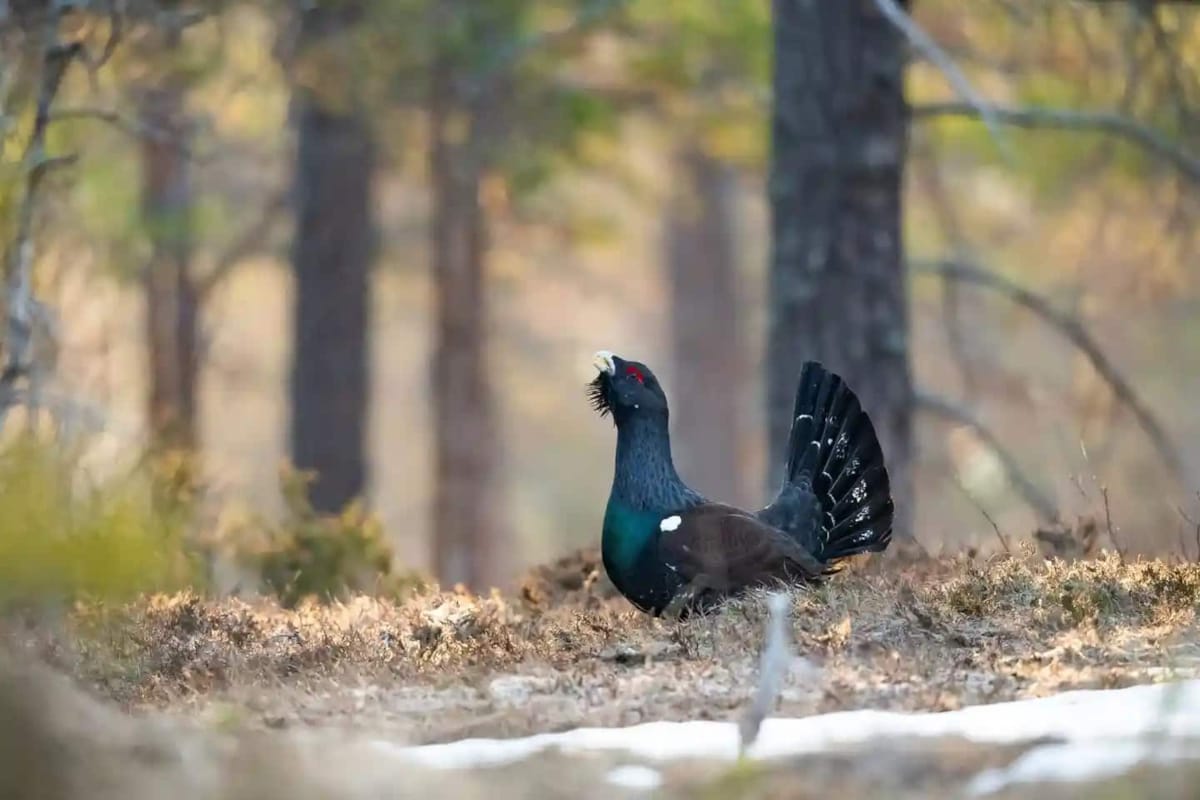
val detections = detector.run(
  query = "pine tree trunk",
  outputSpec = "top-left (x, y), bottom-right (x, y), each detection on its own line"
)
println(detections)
top-left (287, 7), bottom-right (375, 514)
top-left (428, 58), bottom-right (504, 591)
top-left (767, 0), bottom-right (915, 540)
top-left (139, 61), bottom-right (198, 453)
top-left (666, 148), bottom-right (747, 506)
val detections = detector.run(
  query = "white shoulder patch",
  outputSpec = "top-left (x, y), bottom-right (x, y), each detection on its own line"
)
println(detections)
top-left (659, 515), bottom-right (682, 532)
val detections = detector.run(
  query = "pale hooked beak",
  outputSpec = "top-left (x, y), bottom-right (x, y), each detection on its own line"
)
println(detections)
top-left (593, 350), bottom-right (616, 375)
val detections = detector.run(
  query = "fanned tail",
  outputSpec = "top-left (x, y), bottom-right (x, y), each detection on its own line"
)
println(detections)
top-left (763, 361), bottom-right (894, 565)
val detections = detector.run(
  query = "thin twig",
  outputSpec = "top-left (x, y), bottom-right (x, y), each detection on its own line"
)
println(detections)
top-left (739, 592), bottom-right (793, 756)
top-left (95, 1), bottom-right (124, 70)
top-left (915, 390), bottom-right (1061, 524)
top-left (1177, 500), bottom-right (1200, 563)
top-left (1101, 486), bottom-right (1125, 563)
top-left (1195, 494), bottom-right (1200, 564)
top-left (873, 0), bottom-right (1013, 162)
top-left (1069, 473), bottom-right (1090, 500)
top-left (912, 101), bottom-right (1200, 185)
top-left (75, 0), bottom-right (124, 91)
top-left (49, 106), bottom-right (181, 146)
top-left (1195, 512), bottom-right (1200, 562)
top-left (950, 474), bottom-right (1012, 554)
top-left (196, 189), bottom-right (287, 299)
top-left (980, 501), bottom-right (1011, 554)
top-left (913, 259), bottom-right (1190, 488)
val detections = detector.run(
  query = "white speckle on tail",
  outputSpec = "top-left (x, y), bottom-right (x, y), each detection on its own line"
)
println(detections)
top-left (660, 515), bottom-right (682, 532)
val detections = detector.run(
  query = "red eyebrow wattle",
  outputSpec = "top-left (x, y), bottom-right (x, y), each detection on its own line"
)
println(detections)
top-left (626, 365), bottom-right (644, 383)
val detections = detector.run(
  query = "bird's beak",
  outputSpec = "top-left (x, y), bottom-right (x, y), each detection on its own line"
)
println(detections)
top-left (593, 350), bottom-right (616, 375)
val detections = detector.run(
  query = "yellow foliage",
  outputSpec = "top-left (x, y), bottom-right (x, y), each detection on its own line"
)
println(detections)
top-left (0, 433), bottom-right (198, 609)
top-left (223, 464), bottom-right (425, 608)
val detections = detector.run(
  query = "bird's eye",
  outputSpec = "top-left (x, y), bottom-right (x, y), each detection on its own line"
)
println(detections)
top-left (625, 365), bottom-right (645, 384)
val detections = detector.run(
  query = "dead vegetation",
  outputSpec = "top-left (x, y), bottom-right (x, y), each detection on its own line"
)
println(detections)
top-left (1, 545), bottom-right (1200, 798)
top-left (5, 644), bottom-right (1198, 800)
top-left (2, 545), bottom-right (1192, 746)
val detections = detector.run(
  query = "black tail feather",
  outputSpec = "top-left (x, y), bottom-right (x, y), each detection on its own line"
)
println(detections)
top-left (768, 361), bottom-right (894, 564)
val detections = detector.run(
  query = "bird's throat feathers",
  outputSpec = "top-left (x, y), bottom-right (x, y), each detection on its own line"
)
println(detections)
top-left (610, 412), bottom-right (699, 511)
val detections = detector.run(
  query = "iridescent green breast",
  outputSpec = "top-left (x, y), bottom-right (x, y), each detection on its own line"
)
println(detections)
top-left (600, 499), bottom-right (681, 613)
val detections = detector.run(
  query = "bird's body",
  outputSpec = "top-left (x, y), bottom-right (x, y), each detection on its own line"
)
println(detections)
top-left (589, 351), bottom-right (894, 616)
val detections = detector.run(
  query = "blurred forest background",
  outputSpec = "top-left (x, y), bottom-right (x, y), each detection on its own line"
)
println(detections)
top-left (3, 0), bottom-right (1200, 599)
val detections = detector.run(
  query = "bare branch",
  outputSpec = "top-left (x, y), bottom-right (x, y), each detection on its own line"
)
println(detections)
top-left (196, 189), bottom-right (287, 299)
top-left (49, 106), bottom-right (179, 145)
top-left (1177, 498), bottom-right (1200, 562)
top-left (873, 0), bottom-right (1013, 161)
top-left (913, 259), bottom-right (1190, 486)
top-left (1146, 10), bottom-right (1200, 129)
top-left (74, 0), bottom-right (124, 91)
top-left (0, 26), bottom-right (81, 428)
top-left (915, 390), bottom-right (1061, 524)
top-left (1101, 485), bottom-right (1125, 562)
top-left (912, 101), bottom-right (1200, 184)
top-left (94, 1), bottom-right (123, 70)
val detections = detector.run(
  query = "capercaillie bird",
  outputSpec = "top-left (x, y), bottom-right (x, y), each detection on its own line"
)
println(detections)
top-left (588, 351), bottom-right (893, 617)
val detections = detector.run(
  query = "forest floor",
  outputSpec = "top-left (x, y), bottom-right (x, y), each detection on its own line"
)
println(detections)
top-left (5, 544), bottom-right (1200, 798)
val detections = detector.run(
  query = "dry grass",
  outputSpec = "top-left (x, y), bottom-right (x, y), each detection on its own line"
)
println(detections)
top-left (3, 546), bottom-right (1200, 798)
top-left (6, 545), bottom-right (1195, 745)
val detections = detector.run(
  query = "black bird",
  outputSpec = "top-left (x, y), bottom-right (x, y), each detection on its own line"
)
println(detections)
top-left (588, 350), bottom-right (893, 617)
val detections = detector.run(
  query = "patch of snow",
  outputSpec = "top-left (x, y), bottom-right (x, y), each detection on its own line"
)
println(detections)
top-left (383, 679), bottom-right (1200, 779)
top-left (968, 740), bottom-right (1199, 796)
top-left (606, 765), bottom-right (663, 791)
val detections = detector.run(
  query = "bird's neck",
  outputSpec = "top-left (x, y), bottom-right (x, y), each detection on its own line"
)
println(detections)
top-left (611, 411), bottom-right (699, 511)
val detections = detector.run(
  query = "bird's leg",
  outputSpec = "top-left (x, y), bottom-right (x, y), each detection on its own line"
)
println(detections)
top-left (662, 574), bottom-right (714, 621)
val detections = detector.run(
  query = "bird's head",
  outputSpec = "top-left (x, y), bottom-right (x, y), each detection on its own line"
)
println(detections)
top-left (588, 350), bottom-right (669, 425)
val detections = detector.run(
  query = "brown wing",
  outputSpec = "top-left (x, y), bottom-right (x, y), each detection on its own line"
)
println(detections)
top-left (657, 503), bottom-right (827, 591)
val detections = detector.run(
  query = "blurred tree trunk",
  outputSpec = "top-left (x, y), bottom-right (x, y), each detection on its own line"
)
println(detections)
top-left (767, 0), bottom-right (915, 541)
top-left (138, 32), bottom-right (198, 453)
top-left (287, 5), bottom-right (376, 514)
top-left (428, 42), bottom-right (505, 591)
top-left (665, 148), bottom-right (747, 506)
